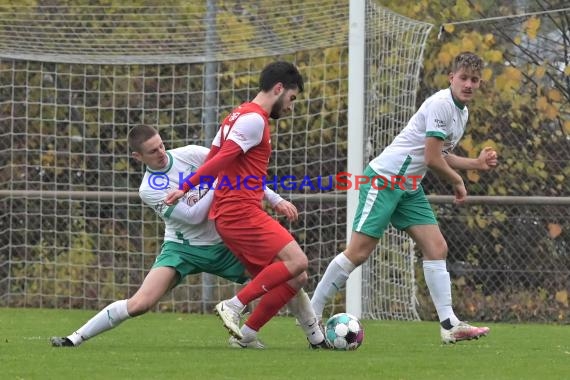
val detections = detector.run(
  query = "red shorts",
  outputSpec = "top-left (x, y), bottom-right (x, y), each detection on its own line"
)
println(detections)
top-left (214, 208), bottom-right (294, 276)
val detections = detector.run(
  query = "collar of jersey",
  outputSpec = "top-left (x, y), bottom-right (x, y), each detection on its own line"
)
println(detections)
top-left (448, 88), bottom-right (466, 110)
top-left (146, 151), bottom-right (174, 174)
top-left (245, 102), bottom-right (269, 117)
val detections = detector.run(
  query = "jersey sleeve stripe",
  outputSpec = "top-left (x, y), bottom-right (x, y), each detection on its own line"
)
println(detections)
top-left (163, 205), bottom-right (176, 218)
top-left (426, 131), bottom-right (446, 140)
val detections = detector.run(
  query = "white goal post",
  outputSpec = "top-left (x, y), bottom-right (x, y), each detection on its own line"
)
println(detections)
top-left (0, 0), bottom-right (432, 320)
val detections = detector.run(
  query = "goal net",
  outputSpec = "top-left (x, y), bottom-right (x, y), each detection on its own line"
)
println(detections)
top-left (0, 1), bottom-right (431, 320)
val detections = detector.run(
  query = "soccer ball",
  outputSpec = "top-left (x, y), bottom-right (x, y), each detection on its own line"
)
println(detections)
top-left (324, 312), bottom-right (364, 350)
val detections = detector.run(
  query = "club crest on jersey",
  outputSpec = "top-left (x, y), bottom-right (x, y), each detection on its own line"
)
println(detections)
top-left (183, 190), bottom-right (200, 206)
top-left (154, 202), bottom-right (167, 214)
top-left (228, 112), bottom-right (241, 122)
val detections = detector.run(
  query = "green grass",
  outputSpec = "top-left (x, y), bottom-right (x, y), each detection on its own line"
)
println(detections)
top-left (1, 308), bottom-right (569, 380)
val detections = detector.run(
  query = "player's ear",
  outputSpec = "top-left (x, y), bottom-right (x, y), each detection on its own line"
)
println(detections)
top-left (132, 151), bottom-right (142, 162)
top-left (273, 82), bottom-right (284, 96)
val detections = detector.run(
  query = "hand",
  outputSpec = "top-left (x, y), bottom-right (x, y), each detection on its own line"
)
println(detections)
top-left (165, 189), bottom-right (185, 205)
top-left (478, 147), bottom-right (498, 170)
top-left (273, 200), bottom-right (298, 222)
top-left (452, 180), bottom-right (467, 205)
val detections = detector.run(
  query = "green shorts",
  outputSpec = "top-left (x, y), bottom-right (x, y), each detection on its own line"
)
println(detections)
top-left (152, 241), bottom-right (248, 285)
top-left (352, 166), bottom-right (437, 239)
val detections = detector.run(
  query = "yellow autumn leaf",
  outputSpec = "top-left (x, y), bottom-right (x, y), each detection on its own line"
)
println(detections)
top-left (438, 50), bottom-right (453, 66)
top-left (506, 79), bottom-right (521, 91)
top-left (545, 104), bottom-right (559, 120)
top-left (42, 151), bottom-right (55, 166)
top-left (480, 140), bottom-right (498, 151)
top-left (536, 96), bottom-right (548, 111)
top-left (483, 33), bottom-right (495, 45)
top-left (555, 290), bottom-right (568, 307)
top-left (495, 75), bottom-right (507, 92)
top-left (475, 214), bottom-right (487, 228)
top-left (548, 223), bottom-right (563, 239)
top-left (443, 23), bottom-right (455, 33)
top-left (492, 211), bottom-right (507, 223)
top-left (504, 67), bottom-right (522, 81)
top-left (435, 74), bottom-right (449, 88)
top-left (535, 66), bottom-right (546, 79)
top-left (565, 66), bottom-right (570, 76)
top-left (460, 34), bottom-right (477, 52)
top-left (547, 89), bottom-right (562, 102)
top-left (486, 50), bottom-right (503, 63)
top-left (525, 17), bottom-right (541, 39)
top-left (564, 120), bottom-right (570, 134)
top-left (513, 36), bottom-right (522, 45)
top-left (482, 67), bottom-right (493, 81)
top-left (448, 44), bottom-right (461, 58)
top-left (467, 170), bottom-right (480, 183)
top-left (460, 134), bottom-right (473, 153)
top-left (453, 0), bottom-right (472, 19)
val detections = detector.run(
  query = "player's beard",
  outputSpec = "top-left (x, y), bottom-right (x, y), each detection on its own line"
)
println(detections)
top-left (269, 93), bottom-right (285, 119)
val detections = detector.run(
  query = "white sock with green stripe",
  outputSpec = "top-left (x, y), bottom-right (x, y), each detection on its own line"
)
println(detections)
top-left (310, 252), bottom-right (356, 320)
top-left (67, 299), bottom-right (131, 346)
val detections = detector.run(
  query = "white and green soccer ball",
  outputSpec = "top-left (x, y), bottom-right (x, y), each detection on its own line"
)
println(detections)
top-left (324, 312), bottom-right (364, 350)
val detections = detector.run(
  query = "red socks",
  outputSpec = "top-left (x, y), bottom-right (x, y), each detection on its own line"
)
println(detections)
top-left (236, 261), bottom-right (293, 304)
top-left (244, 283), bottom-right (297, 331)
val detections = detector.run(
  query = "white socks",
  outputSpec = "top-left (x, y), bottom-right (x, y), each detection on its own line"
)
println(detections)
top-left (240, 324), bottom-right (258, 338)
top-left (423, 260), bottom-right (460, 326)
top-left (67, 299), bottom-right (131, 346)
top-left (288, 290), bottom-right (325, 344)
top-left (226, 296), bottom-right (245, 312)
top-left (310, 252), bottom-right (356, 320)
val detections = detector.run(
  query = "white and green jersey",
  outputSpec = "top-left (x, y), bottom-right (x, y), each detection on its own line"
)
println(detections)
top-left (369, 88), bottom-right (468, 189)
top-left (139, 144), bottom-right (284, 246)
top-left (139, 145), bottom-right (221, 245)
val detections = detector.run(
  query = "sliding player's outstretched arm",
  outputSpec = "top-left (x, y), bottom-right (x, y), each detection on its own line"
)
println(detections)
top-left (164, 141), bottom-right (242, 205)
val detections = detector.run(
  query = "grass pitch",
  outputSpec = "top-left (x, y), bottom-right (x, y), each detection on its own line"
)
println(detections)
top-left (1, 308), bottom-right (568, 380)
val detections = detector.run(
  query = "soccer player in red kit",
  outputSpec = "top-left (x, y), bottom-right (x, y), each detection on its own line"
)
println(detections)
top-left (165, 61), bottom-right (326, 348)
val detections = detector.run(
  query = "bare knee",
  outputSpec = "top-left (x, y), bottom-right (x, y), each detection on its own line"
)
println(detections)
top-left (288, 271), bottom-right (308, 290)
top-left (344, 247), bottom-right (369, 266)
top-left (344, 232), bottom-right (379, 266)
top-left (407, 225), bottom-right (448, 261)
top-left (286, 254), bottom-right (308, 277)
top-left (423, 238), bottom-right (448, 260)
top-left (127, 295), bottom-right (153, 317)
top-left (277, 242), bottom-right (309, 275)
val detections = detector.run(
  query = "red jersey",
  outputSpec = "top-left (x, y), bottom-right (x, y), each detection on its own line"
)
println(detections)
top-left (209, 102), bottom-right (271, 219)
